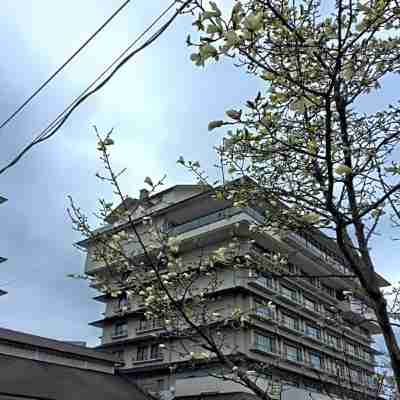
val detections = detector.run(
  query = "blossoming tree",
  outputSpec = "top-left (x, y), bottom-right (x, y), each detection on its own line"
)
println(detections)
top-left (69, 0), bottom-right (400, 397)
top-left (183, 0), bottom-right (400, 392)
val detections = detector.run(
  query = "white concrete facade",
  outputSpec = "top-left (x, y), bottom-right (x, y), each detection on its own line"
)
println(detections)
top-left (82, 185), bottom-right (385, 400)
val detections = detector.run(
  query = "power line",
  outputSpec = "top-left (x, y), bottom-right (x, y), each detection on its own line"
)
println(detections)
top-left (34, 0), bottom-right (179, 144)
top-left (0, 0), bottom-right (191, 176)
top-left (0, 0), bottom-right (132, 132)
top-left (0, 1), bottom-right (191, 288)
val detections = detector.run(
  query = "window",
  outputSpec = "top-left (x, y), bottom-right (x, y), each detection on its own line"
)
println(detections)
top-left (137, 345), bottom-right (148, 361)
top-left (257, 276), bottom-right (274, 289)
top-left (324, 357), bottom-right (336, 375)
top-left (335, 361), bottom-right (345, 377)
top-left (349, 368), bottom-right (362, 384)
top-left (138, 317), bottom-right (162, 332)
top-left (114, 321), bottom-right (128, 337)
top-left (303, 297), bottom-right (318, 312)
top-left (150, 344), bottom-right (163, 359)
top-left (285, 344), bottom-right (302, 362)
top-left (305, 324), bottom-right (321, 340)
top-left (254, 333), bottom-right (274, 353)
top-left (255, 301), bottom-right (274, 319)
top-left (326, 333), bottom-right (339, 349)
top-left (281, 285), bottom-right (297, 302)
top-left (347, 342), bottom-right (357, 356)
top-left (309, 352), bottom-right (323, 369)
top-left (282, 313), bottom-right (300, 331)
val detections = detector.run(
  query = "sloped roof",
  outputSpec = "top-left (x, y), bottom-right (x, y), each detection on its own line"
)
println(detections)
top-left (0, 353), bottom-right (152, 400)
top-left (0, 327), bottom-right (115, 363)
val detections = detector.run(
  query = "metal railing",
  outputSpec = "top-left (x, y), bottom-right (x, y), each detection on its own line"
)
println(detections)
top-left (171, 206), bottom-right (264, 236)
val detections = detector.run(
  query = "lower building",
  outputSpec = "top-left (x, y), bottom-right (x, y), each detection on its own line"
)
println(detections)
top-left (0, 327), bottom-right (152, 400)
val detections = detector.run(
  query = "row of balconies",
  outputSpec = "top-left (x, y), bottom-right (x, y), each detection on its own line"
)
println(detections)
top-left (251, 276), bottom-right (379, 336)
top-left (85, 206), bottom-right (261, 274)
top-left (251, 335), bottom-right (380, 392)
top-left (106, 297), bottom-right (373, 350)
top-left (285, 232), bottom-right (351, 275)
top-left (250, 306), bottom-right (374, 364)
top-left (107, 306), bottom-right (375, 369)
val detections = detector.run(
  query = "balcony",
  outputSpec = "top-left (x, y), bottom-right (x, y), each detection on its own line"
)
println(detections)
top-left (171, 206), bottom-right (264, 236)
top-left (340, 299), bottom-right (380, 334)
top-left (111, 331), bottom-right (128, 340)
top-left (251, 307), bottom-right (277, 325)
top-left (136, 319), bottom-right (164, 334)
top-left (277, 288), bottom-right (301, 307)
top-left (251, 343), bottom-right (280, 358)
top-left (85, 206), bottom-right (265, 274)
top-left (132, 355), bottom-right (164, 364)
top-left (251, 276), bottom-right (277, 294)
top-left (284, 232), bottom-right (349, 275)
top-left (322, 339), bottom-right (342, 352)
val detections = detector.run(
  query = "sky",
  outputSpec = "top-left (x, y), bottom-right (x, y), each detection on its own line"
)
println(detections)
top-left (0, 1), bottom-right (398, 349)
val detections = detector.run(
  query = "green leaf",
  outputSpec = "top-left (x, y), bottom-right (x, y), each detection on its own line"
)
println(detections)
top-left (206, 24), bottom-right (221, 34)
top-left (335, 164), bottom-right (352, 175)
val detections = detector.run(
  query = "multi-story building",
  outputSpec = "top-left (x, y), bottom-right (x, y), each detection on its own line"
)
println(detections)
top-left (79, 183), bottom-right (388, 400)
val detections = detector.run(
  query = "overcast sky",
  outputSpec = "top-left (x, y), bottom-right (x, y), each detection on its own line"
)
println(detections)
top-left (0, 1), bottom-right (398, 349)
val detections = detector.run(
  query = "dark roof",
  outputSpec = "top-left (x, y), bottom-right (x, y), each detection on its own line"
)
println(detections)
top-left (0, 195), bottom-right (7, 205)
top-left (0, 289), bottom-right (7, 296)
top-left (0, 353), bottom-right (152, 400)
top-left (0, 327), bottom-right (115, 363)
top-left (178, 393), bottom-right (258, 400)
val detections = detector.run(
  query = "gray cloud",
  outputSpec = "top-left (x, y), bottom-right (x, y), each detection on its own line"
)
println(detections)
top-left (0, 0), bottom-right (398, 350)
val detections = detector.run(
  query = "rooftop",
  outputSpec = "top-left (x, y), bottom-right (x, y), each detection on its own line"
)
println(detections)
top-left (0, 326), bottom-right (115, 363)
top-left (0, 353), bottom-right (152, 400)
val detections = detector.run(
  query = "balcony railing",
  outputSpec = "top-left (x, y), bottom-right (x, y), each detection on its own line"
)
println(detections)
top-left (86, 206), bottom-right (266, 274)
top-left (253, 307), bottom-right (276, 323)
top-left (279, 319), bottom-right (304, 335)
top-left (341, 299), bottom-right (377, 321)
top-left (136, 320), bottom-right (163, 333)
top-left (285, 232), bottom-right (350, 275)
top-left (171, 206), bottom-right (264, 236)
top-left (112, 331), bottom-right (128, 340)
top-left (132, 354), bottom-right (164, 364)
